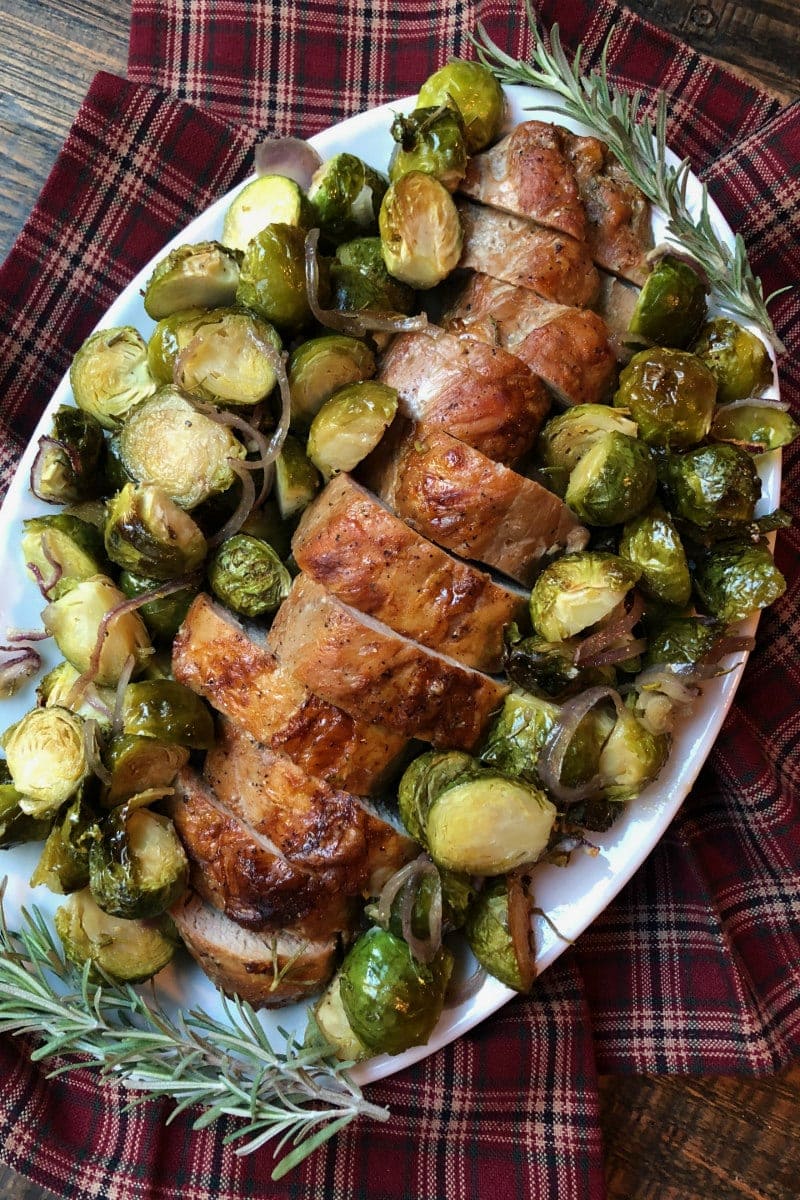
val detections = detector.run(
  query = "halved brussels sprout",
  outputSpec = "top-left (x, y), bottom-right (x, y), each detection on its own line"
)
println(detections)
top-left (118, 570), bottom-right (197, 641)
top-left (62, 499), bottom-right (108, 531)
top-left (417, 58), bottom-right (505, 153)
top-left (0, 761), bottom-right (51, 848)
top-left (480, 691), bottom-right (606, 791)
top-left (37, 661), bottom-right (117, 727)
top-left (89, 804), bottom-right (188, 919)
top-left (207, 533), bottom-right (292, 618)
top-left (660, 443), bottom-right (761, 533)
top-left (628, 255), bottom-right (707, 348)
top-left (502, 625), bottom-right (615, 701)
top-left (330, 238), bottom-right (415, 315)
top-left (397, 749), bottom-right (476, 845)
top-left (222, 174), bottom-right (311, 253)
top-left (614, 347), bottom-right (716, 449)
top-left (529, 553), bottom-right (641, 642)
top-left (43, 575), bottom-right (152, 686)
top-left (31, 406), bottom-right (105, 504)
top-left (379, 172), bottom-right (462, 289)
top-left (597, 706), bottom-right (669, 802)
top-left (287, 335), bottom-right (376, 429)
top-left (465, 877), bottom-right (533, 993)
top-left (565, 432), bottom-right (656, 526)
top-left (693, 539), bottom-right (786, 622)
top-left (22, 513), bottom-right (106, 590)
top-left (389, 106), bottom-right (468, 192)
top-left (104, 483), bottom-right (207, 579)
top-left (147, 308), bottom-right (208, 384)
top-left (54, 887), bottom-right (178, 982)
top-left (70, 327), bottom-right (157, 430)
top-left (30, 791), bottom-right (97, 894)
top-left (173, 308), bottom-right (283, 407)
top-left (312, 974), bottom-right (370, 1062)
top-left (710, 403), bottom-right (799, 454)
top-left (307, 381), bottom-right (397, 479)
top-left (118, 388), bottom-right (246, 510)
top-left (2, 707), bottom-right (88, 818)
top-left (619, 503), bottom-right (691, 608)
top-left (103, 734), bottom-right (190, 806)
top-left (121, 680), bottom-right (215, 749)
top-left (236, 223), bottom-right (312, 333)
top-left (691, 318), bottom-right (773, 404)
top-left (143, 242), bottom-right (240, 319)
top-left (538, 405), bottom-right (639, 478)
top-left (274, 435), bottom-right (321, 519)
top-left (643, 615), bottom-right (722, 669)
top-left (308, 153), bottom-right (388, 244)
top-left (338, 926), bottom-right (453, 1055)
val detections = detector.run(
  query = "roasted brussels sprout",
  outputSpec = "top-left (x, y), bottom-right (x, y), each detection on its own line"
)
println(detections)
top-left (530, 553), bottom-right (641, 642)
top-left (330, 237), bottom-right (415, 315)
top-left (565, 432), bottom-right (656, 526)
top-left (307, 381), bottom-right (397, 479)
top-left (274, 435), bottom-right (321, 519)
top-left (89, 803), bottom-right (188, 919)
top-left (118, 570), bottom-right (197, 641)
top-left (222, 174), bottom-right (312, 253)
top-left (710, 402), bottom-right (799, 454)
top-left (660, 443), bottom-right (761, 534)
top-left (312, 974), bottom-right (370, 1062)
top-left (31, 406), bottom-right (105, 505)
top-left (308, 153), bottom-right (388, 243)
top-left (480, 690), bottom-right (606, 791)
top-left (502, 625), bottom-right (615, 700)
top-left (104, 483), bottom-right (207, 580)
top-left (538, 405), bottom-right (639, 478)
top-left (691, 317), bottom-right (773, 404)
top-left (236, 223), bottom-right (312, 334)
top-left (30, 791), bottom-right (97, 894)
top-left (614, 347), bottom-right (716, 449)
top-left (147, 308), bottom-right (208, 384)
top-left (173, 308), bottom-right (283, 407)
top-left (54, 888), bottom-right (178, 982)
top-left (389, 105), bottom-right (468, 192)
top-left (597, 706), bottom-right (669, 802)
top-left (2, 707), bottom-right (88, 818)
top-left (397, 749), bottom-right (476, 845)
top-left (643, 616), bottom-right (721, 669)
top-left (143, 242), bottom-right (240, 319)
top-left (417, 58), bottom-right (505, 153)
top-left (629, 255), bottom-right (707, 348)
top-left (287, 334), bottom-right (376, 429)
top-left (43, 575), bottom-right (152, 686)
top-left (62, 499), bottom-right (108, 531)
top-left (36, 661), bottom-right (117, 727)
top-left (117, 388), bottom-right (246, 510)
top-left (338, 926), bottom-right (453, 1055)
top-left (22, 513), bottom-right (106, 590)
top-left (619, 503), bottom-right (691, 608)
top-left (121, 680), bottom-right (215, 749)
top-left (102, 734), bottom-right (190, 806)
top-left (379, 172), bottom-right (462, 289)
top-left (238, 500), bottom-right (294, 560)
top-left (465, 877), bottom-right (533, 992)
top-left (207, 533), bottom-right (292, 618)
top-left (0, 761), bottom-right (51, 848)
top-left (693, 539), bottom-right (786, 622)
top-left (70, 327), bottom-right (157, 430)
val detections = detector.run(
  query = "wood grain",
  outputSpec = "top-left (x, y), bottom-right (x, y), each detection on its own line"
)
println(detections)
top-left (0, 2), bottom-right (798, 1198)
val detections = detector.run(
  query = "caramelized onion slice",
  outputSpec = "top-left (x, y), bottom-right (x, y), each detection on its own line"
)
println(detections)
top-left (538, 686), bottom-right (625, 806)
top-left (507, 868), bottom-right (536, 993)
top-left (254, 138), bottom-right (322, 189)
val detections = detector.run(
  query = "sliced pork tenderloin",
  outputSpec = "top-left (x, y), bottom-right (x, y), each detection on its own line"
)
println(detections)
top-left (565, 134), bottom-right (652, 285)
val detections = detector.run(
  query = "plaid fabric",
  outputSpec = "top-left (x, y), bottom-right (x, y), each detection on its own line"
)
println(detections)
top-left (0, 0), bottom-right (798, 1195)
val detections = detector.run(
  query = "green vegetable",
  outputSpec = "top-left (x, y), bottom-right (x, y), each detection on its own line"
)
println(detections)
top-left (236, 223), bottom-right (312, 334)
top-left (417, 58), bottom-right (505, 153)
top-left (308, 154), bottom-right (388, 244)
top-left (222, 175), bottom-right (312, 253)
top-left (312, 975), bottom-right (370, 1062)
top-left (389, 106), bottom-right (468, 191)
top-left (465, 878), bottom-right (532, 992)
top-left (379, 172), bottom-right (462, 289)
top-left (172, 308), bottom-right (283, 407)
top-left (538, 405), bottom-right (639, 479)
top-left (274, 435), bottom-right (321, 520)
top-left (142, 242), bottom-right (240, 319)
top-left (30, 791), bottom-right (97, 894)
top-left (480, 690), bottom-right (606, 789)
top-left (660, 443), bottom-right (761, 534)
top-left (42, 575), bottom-right (152, 686)
top-left (120, 680), bottom-right (215, 749)
top-left (397, 750), bottom-right (476, 845)
top-left (147, 308), bottom-right (209, 384)
top-left (22, 513), bottom-right (106, 588)
top-left (118, 570), bottom-right (198, 641)
top-left (710, 403), bottom-right (799, 454)
top-left (643, 616), bottom-right (721, 669)
top-left (307, 381), bottom-right (397, 479)
top-left (565, 431), bottom-right (656, 526)
top-left (529, 552), bottom-right (641, 642)
top-left (31, 406), bottom-right (106, 504)
top-left (102, 734), bottom-right (190, 806)
top-left (628, 255), bottom-right (707, 347)
top-left (1, 707), bottom-right (88, 819)
top-left (36, 661), bottom-right (117, 727)
top-left (89, 804), bottom-right (188, 920)
top-left (55, 888), bottom-right (178, 983)
top-left (619, 504), bottom-right (691, 608)
top-left (693, 539), bottom-right (786, 622)
top-left (502, 625), bottom-right (615, 700)
top-left (287, 335), bottom-right (376, 429)
top-left (691, 317), bottom-right (773, 404)
top-left (0, 762), bottom-right (51, 848)
top-left (70, 327), bottom-right (157, 430)
top-left (104, 483), bottom-right (207, 579)
top-left (614, 347), bottom-right (716, 449)
top-left (207, 533), bottom-right (292, 618)
top-left (238, 500), bottom-right (294, 561)
top-left (330, 238), bottom-right (415, 315)
top-left (597, 706), bottom-right (669, 802)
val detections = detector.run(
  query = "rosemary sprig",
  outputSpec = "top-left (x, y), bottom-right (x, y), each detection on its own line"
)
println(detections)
top-left (472, 3), bottom-right (787, 353)
top-left (0, 892), bottom-right (388, 1180)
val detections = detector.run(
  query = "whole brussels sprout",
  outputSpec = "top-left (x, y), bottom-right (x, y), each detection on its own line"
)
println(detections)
top-left (619, 503), bottom-right (691, 608)
top-left (693, 539), bottom-right (785, 622)
top-left (42, 575), bottom-right (152, 686)
top-left (691, 317), bottom-right (773, 403)
top-left (89, 804), bottom-right (188, 919)
top-left (236, 223), bottom-right (313, 333)
top-left (288, 334), bottom-right (376, 429)
top-left (121, 680), bottom-right (215, 749)
top-left (397, 749), bottom-right (476, 844)
top-left (330, 237), bottom-right (415, 314)
top-left (659, 443), bottom-right (761, 533)
top-left (379, 172), bottom-right (463, 289)
top-left (308, 153), bottom-right (388, 244)
top-left (464, 877), bottom-right (533, 992)
top-left (104, 483), bottom-right (207, 580)
top-left (417, 58), bottom-right (505, 153)
top-left (643, 615), bottom-right (722, 669)
top-left (70, 327), bottom-right (157, 430)
top-left (54, 888), bottom-right (178, 983)
top-left (2, 707), bottom-right (88, 819)
top-left (538, 405), bottom-right (639, 478)
top-left (222, 174), bottom-right (311, 253)
top-left (142, 241), bottom-right (240, 319)
top-left (338, 926), bottom-right (453, 1055)
top-left (565, 431), bottom-right (657, 526)
top-left (389, 106), bottom-right (468, 192)
top-left (207, 533), bottom-right (292, 618)
top-left (628, 255), bottom-right (707, 348)
top-left (480, 691), bottom-right (606, 790)
top-left (306, 381), bottom-right (397, 479)
top-left (173, 308), bottom-right (283, 407)
top-left (710, 403), bottom-right (799, 455)
top-left (529, 552), bottom-right (641, 642)
top-left (614, 347), bottom-right (716, 449)
top-left (22, 513), bottom-right (106, 589)
top-left (597, 707), bottom-right (669, 802)
top-left (118, 570), bottom-right (197, 641)
top-left (502, 625), bottom-right (616, 700)
top-left (31, 406), bottom-right (106, 505)
top-left (30, 791), bottom-right (97, 894)
top-left (147, 308), bottom-right (208, 385)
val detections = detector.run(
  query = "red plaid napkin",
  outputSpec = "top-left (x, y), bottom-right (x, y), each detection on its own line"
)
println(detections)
top-left (0, 1), bottom-right (798, 1196)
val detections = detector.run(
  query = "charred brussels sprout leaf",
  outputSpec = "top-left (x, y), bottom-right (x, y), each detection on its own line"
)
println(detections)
top-left (308, 153), bottom-right (388, 244)
top-left (397, 750), bottom-right (476, 845)
top-left (643, 616), bottom-right (722, 669)
top-left (710, 403), bottom-right (799, 454)
top-left (465, 878), bottom-right (532, 992)
top-left (598, 707), bottom-right (669, 802)
top-left (30, 791), bottom-right (98, 894)
top-left (565, 432), bottom-right (657, 526)
top-left (480, 691), bottom-right (606, 791)
top-left (417, 58), bottom-right (505, 153)
top-left (660, 443), bottom-right (761, 534)
top-left (222, 174), bottom-right (311, 253)
top-left (236, 223), bottom-right (312, 334)
top-left (274, 435), bottom-right (321, 520)
top-left (22, 513), bottom-right (106, 589)
top-left (503, 626), bottom-right (615, 700)
top-left (42, 575), bottom-right (152, 686)
top-left (288, 334), bottom-right (376, 430)
top-left (103, 734), bottom-right (189, 806)
top-left (330, 237), bottom-right (415, 315)
top-left (619, 504), bottom-right (691, 608)
top-left (693, 540), bottom-right (786, 622)
top-left (339, 926), bottom-right (453, 1055)
top-left (2, 707), bottom-right (88, 818)
top-left (379, 172), bottom-right (462, 289)
top-left (31, 406), bottom-right (105, 504)
top-left (691, 318), bottom-right (773, 404)
top-left (143, 241), bottom-right (240, 319)
top-left (55, 887), bottom-right (178, 983)
top-left (173, 308), bottom-right (283, 407)
top-left (629, 255), bottom-right (707, 348)
top-left (89, 804), bottom-right (188, 919)
top-left (104, 483), bottom-right (207, 580)
top-left (121, 680), bottom-right (215, 749)
top-left (389, 106), bottom-right (468, 192)
top-left (207, 533), bottom-right (292, 618)
top-left (530, 552), bottom-right (641, 642)
top-left (118, 570), bottom-right (197, 641)
top-left (538, 405), bottom-right (639, 479)
top-left (307, 381), bottom-right (397, 480)
top-left (70, 327), bottom-right (157, 430)
top-left (614, 347), bottom-right (716, 449)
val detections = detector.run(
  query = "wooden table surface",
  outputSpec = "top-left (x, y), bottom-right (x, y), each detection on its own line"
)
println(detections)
top-left (0, 1), bottom-right (798, 1197)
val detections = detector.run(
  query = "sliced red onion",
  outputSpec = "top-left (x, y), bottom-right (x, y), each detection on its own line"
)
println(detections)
top-left (0, 645), bottom-right (42, 698)
top-left (374, 854), bottom-right (443, 965)
top-left (27, 556), bottom-right (62, 600)
top-left (574, 591), bottom-right (644, 668)
top-left (506, 869), bottom-right (536, 992)
top-left (83, 718), bottom-right (112, 786)
top-left (538, 686), bottom-right (625, 805)
top-left (443, 963), bottom-right (487, 1009)
top-left (254, 138), bottom-right (322, 189)
top-left (112, 653), bottom-right (137, 735)
top-left (5, 627), bottom-right (51, 643)
top-left (584, 636), bottom-right (648, 668)
top-left (207, 458), bottom-right (257, 548)
top-left (634, 666), bottom-right (700, 705)
top-left (719, 396), bottom-right (787, 413)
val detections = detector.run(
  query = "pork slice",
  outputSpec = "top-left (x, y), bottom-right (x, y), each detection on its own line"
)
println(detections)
top-left (378, 326), bottom-right (550, 463)
top-left (596, 271), bottom-right (641, 350)
top-left (457, 200), bottom-right (599, 308)
top-left (444, 273), bottom-right (617, 406)
top-left (361, 419), bottom-right (588, 586)
top-left (171, 890), bottom-right (338, 1008)
top-left (205, 718), bottom-right (418, 895)
top-left (172, 594), bottom-right (408, 795)
top-left (291, 473), bottom-right (527, 672)
top-left (267, 573), bottom-right (508, 751)
top-left (459, 121), bottom-right (587, 240)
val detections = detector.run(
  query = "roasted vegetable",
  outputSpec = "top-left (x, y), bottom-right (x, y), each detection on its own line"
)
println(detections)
top-left (308, 153), bottom-right (388, 243)
top-left (120, 680), bottom-right (215, 749)
top-left (31, 406), bottom-right (105, 504)
top-left (142, 242), bottom-right (240, 319)
top-left (238, 500), bottom-right (294, 560)
top-left (22, 513), bottom-right (106, 590)
top-left (36, 661), bottom-right (117, 727)
top-left (693, 539), bottom-right (786, 622)
top-left (596, 706), bottom-right (669, 802)
top-left (389, 105), bottom-right (468, 191)
top-left (102, 734), bottom-right (190, 806)
top-left (42, 575), bottom-right (152, 686)
top-left (691, 317), bottom-right (773, 404)
top-left (330, 237), bottom-right (415, 315)
top-left (480, 690), bottom-right (606, 790)
top-left (565, 432), bottom-right (656, 526)
top-left (30, 791), bottom-right (97, 894)
top-left (287, 334), bottom-right (376, 429)
top-left (417, 58), bottom-right (505, 153)
top-left (70, 327), bottom-right (157, 430)
top-left (465, 877), bottom-right (533, 993)
top-left (539, 405), bottom-right (639, 475)
top-left (172, 308), bottom-right (283, 407)
top-left (1, 707), bottom-right (88, 819)
top-left (118, 570), bottom-right (198, 641)
top-left (306, 381), bottom-right (397, 479)
top-left (643, 616), bottom-right (722, 669)
top-left (0, 762), bottom-right (51, 848)
top-left (104, 483), bottom-right (207, 580)
top-left (614, 347), bottom-right (716, 449)
top-left (207, 533), bottom-right (292, 617)
top-left (55, 888), bottom-right (178, 982)
top-left (236, 223), bottom-right (312, 334)
top-left (397, 750), bottom-right (476, 845)
top-left (89, 804), bottom-right (188, 919)
top-left (312, 974), bottom-right (370, 1062)
top-left (503, 626), bottom-right (615, 700)
top-left (659, 443), bottom-right (761, 534)
top-left (147, 308), bottom-right (209, 385)
top-left (379, 172), bottom-right (462, 289)
top-left (274, 435), bottom-right (321, 519)
top-left (710, 403), bottom-right (799, 454)
top-left (529, 553), bottom-right (641, 642)
top-left (619, 503), bottom-right (691, 608)
top-left (628, 255), bottom-right (707, 347)
top-left (222, 174), bottom-right (311, 253)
